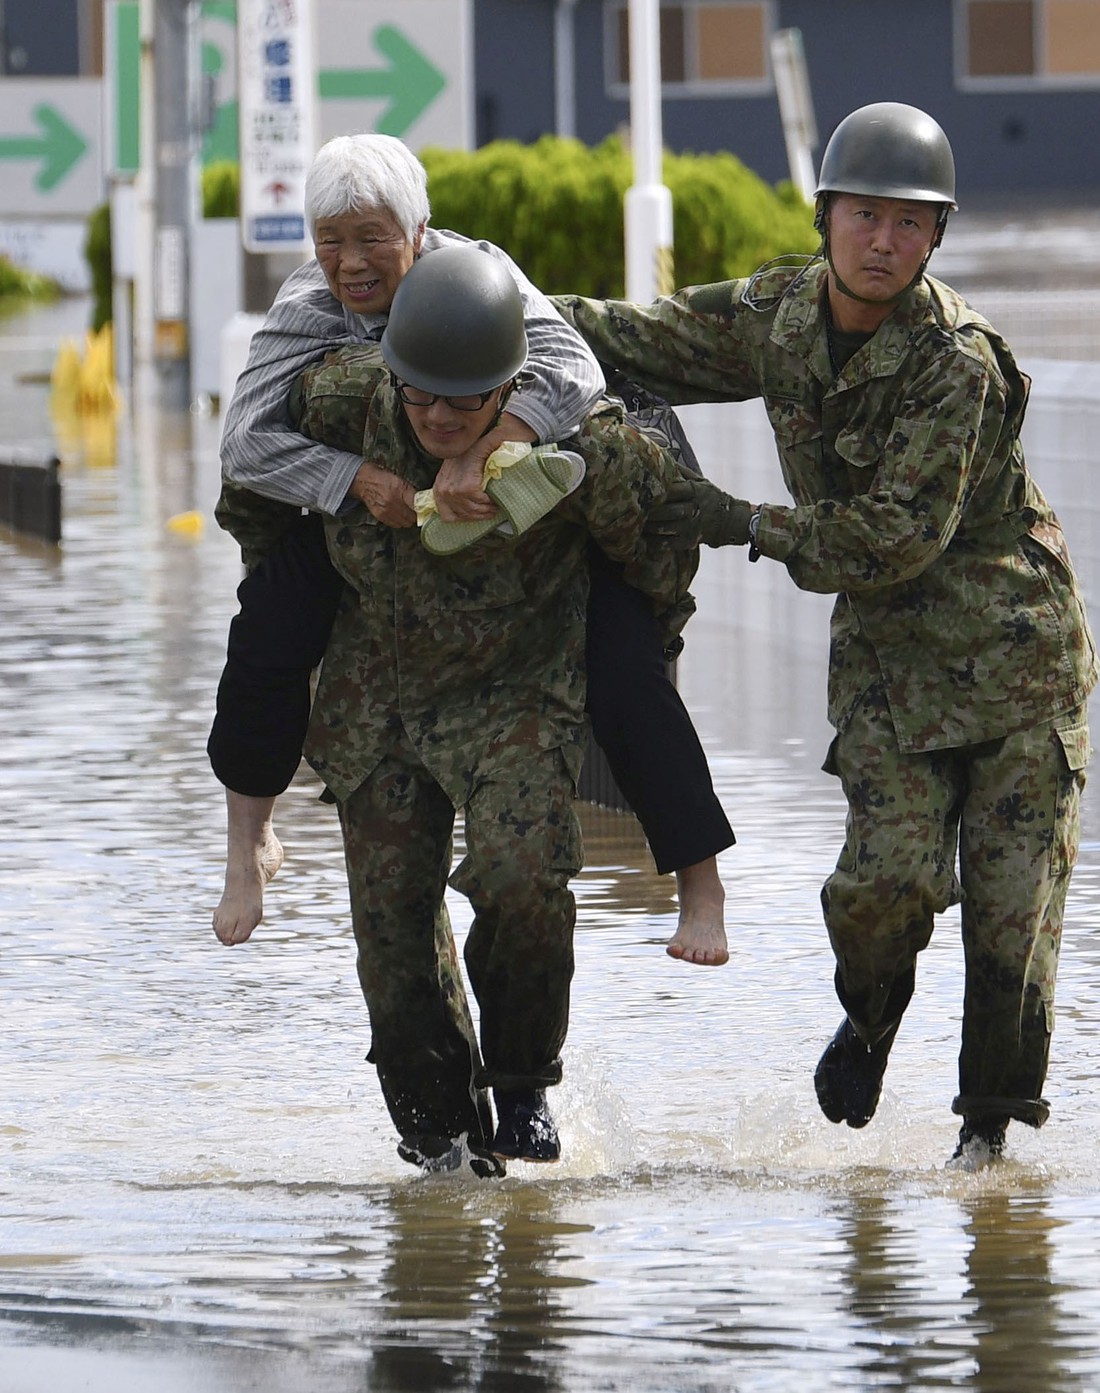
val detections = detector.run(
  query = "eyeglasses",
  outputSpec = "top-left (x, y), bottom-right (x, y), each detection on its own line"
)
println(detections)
top-left (393, 378), bottom-right (499, 412)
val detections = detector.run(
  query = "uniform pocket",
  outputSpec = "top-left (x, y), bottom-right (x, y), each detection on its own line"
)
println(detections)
top-left (834, 419), bottom-right (936, 500)
top-left (1051, 718), bottom-right (1091, 875)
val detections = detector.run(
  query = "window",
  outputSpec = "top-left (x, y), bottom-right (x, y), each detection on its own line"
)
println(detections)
top-left (957, 0), bottom-right (1100, 86)
top-left (606, 1), bottom-right (774, 97)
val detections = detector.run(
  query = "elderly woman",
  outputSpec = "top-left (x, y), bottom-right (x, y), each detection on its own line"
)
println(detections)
top-left (219, 245), bottom-right (697, 1173)
top-left (207, 134), bottom-right (734, 968)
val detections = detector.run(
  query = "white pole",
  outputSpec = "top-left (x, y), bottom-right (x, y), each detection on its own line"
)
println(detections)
top-left (554, 0), bottom-right (578, 139)
top-left (133, 0), bottom-right (156, 401)
top-left (624, 0), bottom-right (672, 301)
top-left (770, 28), bottom-right (818, 205)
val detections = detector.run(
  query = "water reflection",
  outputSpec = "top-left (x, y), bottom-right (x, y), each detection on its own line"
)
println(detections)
top-left (960, 1194), bottom-right (1072, 1393)
top-left (365, 1187), bottom-right (586, 1391)
top-left (827, 1190), bottom-right (1093, 1393)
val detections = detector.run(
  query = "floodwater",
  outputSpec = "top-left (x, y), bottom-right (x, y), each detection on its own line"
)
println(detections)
top-left (2, 293), bottom-right (1100, 1393)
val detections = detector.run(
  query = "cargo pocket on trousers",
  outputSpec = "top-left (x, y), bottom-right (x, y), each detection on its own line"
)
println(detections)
top-left (1051, 719), bottom-right (1091, 875)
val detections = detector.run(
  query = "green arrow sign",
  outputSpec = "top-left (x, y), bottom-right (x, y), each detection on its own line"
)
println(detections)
top-left (318, 25), bottom-right (445, 137)
top-left (0, 105), bottom-right (87, 191)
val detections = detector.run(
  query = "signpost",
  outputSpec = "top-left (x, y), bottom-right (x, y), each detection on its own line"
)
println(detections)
top-left (0, 81), bottom-right (100, 215)
top-left (0, 105), bottom-right (87, 193)
top-left (317, 24), bottom-right (445, 137)
top-left (108, 0), bottom-right (471, 193)
top-left (313, 1), bottom-right (470, 149)
top-left (237, 0), bottom-right (316, 253)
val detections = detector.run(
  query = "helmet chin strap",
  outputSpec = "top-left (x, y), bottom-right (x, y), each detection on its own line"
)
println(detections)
top-left (824, 240), bottom-right (927, 306)
top-left (484, 378), bottom-right (518, 436)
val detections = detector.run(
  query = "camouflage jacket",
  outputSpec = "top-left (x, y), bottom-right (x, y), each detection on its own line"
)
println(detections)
top-left (554, 260), bottom-right (1098, 753)
top-left (285, 346), bottom-right (696, 805)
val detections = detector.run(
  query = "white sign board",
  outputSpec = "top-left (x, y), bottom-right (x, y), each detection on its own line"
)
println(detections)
top-left (315, 0), bottom-right (472, 150)
top-left (0, 79), bottom-right (103, 216)
top-left (237, 0), bottom-right (316, 252)
top-left (0, 221), bottom-right (92, 290)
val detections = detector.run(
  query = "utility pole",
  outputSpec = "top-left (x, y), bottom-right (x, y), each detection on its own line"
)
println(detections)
top-left (624, 0), bottom-right (672, 301)
top-left (148, 0), bottom-right (197, 409)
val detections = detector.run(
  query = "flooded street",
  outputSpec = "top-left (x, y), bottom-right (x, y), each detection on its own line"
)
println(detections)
top-left (3, 291), bottom-right (1100, 1392)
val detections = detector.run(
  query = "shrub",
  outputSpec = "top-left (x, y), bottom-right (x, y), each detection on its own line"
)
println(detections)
top-left (84, 202), bottom-right (113, 332)
top-left (203, 160), bottom-right (240, 218)
top-left (420, 134), bottom-right (817, 296)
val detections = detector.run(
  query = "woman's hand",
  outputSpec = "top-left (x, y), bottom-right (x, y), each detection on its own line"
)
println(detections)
top-left (432, 411), bottom-right (537, 522)
top-left (350, 460), bottom-right (418, 527)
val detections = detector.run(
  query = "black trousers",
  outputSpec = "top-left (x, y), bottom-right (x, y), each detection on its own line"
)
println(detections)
top-left (207, 512), bottom-right (734, 874)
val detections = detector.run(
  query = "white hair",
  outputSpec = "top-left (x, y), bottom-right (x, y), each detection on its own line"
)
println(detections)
top-left (304, 134), bottom-right (431, 241)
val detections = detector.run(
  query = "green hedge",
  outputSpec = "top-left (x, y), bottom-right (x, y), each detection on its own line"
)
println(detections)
top-left (421, 134), bottom-right (816, 296)
top-left (82, 139), bottom-right (816, 328)
top-left (203, 160), bottom-right (241, 219)
top-left (84, 202), bottom-right (112, 332)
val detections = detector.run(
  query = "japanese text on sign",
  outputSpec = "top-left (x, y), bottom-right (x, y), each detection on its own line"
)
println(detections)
top-left (238, 0), bottom-right (315, 252)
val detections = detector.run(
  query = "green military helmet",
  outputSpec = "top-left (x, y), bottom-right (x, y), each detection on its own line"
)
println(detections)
top-left (815, 101), bottom-right (957, 210)
top-left (382, 244), bottom-right (528, 396)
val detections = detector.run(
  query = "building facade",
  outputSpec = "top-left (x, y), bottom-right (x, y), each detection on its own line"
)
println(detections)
top-left (476, 0), bottom-right (1100, 198)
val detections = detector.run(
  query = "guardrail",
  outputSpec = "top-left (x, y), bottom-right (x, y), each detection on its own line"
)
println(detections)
top-left (965, 289), bottom-right (1100, 362)
top-left (0, 454), bottom-right (62, 543)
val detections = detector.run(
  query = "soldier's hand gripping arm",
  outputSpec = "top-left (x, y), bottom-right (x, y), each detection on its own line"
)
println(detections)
top-left (646, 477), bottom-right (757, 551)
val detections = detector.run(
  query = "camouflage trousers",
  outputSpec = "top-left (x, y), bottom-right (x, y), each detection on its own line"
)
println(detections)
top-left (822, 690), bottom-right (1090, 1127)
top-left (337, 735), bottom-right (582, 1156)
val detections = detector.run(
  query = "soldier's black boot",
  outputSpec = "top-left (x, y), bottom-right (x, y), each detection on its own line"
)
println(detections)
top-left (947, 1115), bottom-right (1008, 1171)
top-left (466, 1143), bottom-right (508, 1179)
top-left (814, 1017), bottom-right (899, 1128)
top-left (397, 1135), bottom-right (506, 1179)
top-left (396, 1135), bottom-right (464, 1173)
top-left (491, 1088), bottom-right (560, 1162)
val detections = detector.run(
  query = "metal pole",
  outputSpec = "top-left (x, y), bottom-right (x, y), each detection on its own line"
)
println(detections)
top-left (151, 0), bottom-right (196, 409)
top-left (133, 0), bottom-right (156, 398)
top-left (770, 28), bottom-right (818, 205)
top-left (624, 0), bottom-right (672, 300)
top-left (553, 0), bottom-right (578, 139)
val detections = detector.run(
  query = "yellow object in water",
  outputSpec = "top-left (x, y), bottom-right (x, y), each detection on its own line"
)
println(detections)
top-left (50, 337), bottom-right (83, 411)
top-left (50, 325), bottom-right (122, 415)
top-left (78, 324), bottom-right (121, 413)
top-left (166, 510), bottom-right (205, 537)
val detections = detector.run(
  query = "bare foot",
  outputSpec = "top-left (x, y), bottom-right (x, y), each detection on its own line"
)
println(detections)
top-left (665, 857), bottom-right (728, 966)
top-left (213, 791), bottom-right (283, 945)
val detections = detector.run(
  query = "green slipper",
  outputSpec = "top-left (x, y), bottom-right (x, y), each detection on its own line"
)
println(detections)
top-left (419, 512), bottom-right (499, 557)
top-left (420, 447), bottom-right (585, 556)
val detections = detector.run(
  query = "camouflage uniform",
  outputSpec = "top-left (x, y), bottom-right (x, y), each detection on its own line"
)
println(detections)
top-left (284, 345), bottom-right (695, 1157)
top-left (555, 259), bottom-right (1098, 1127)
